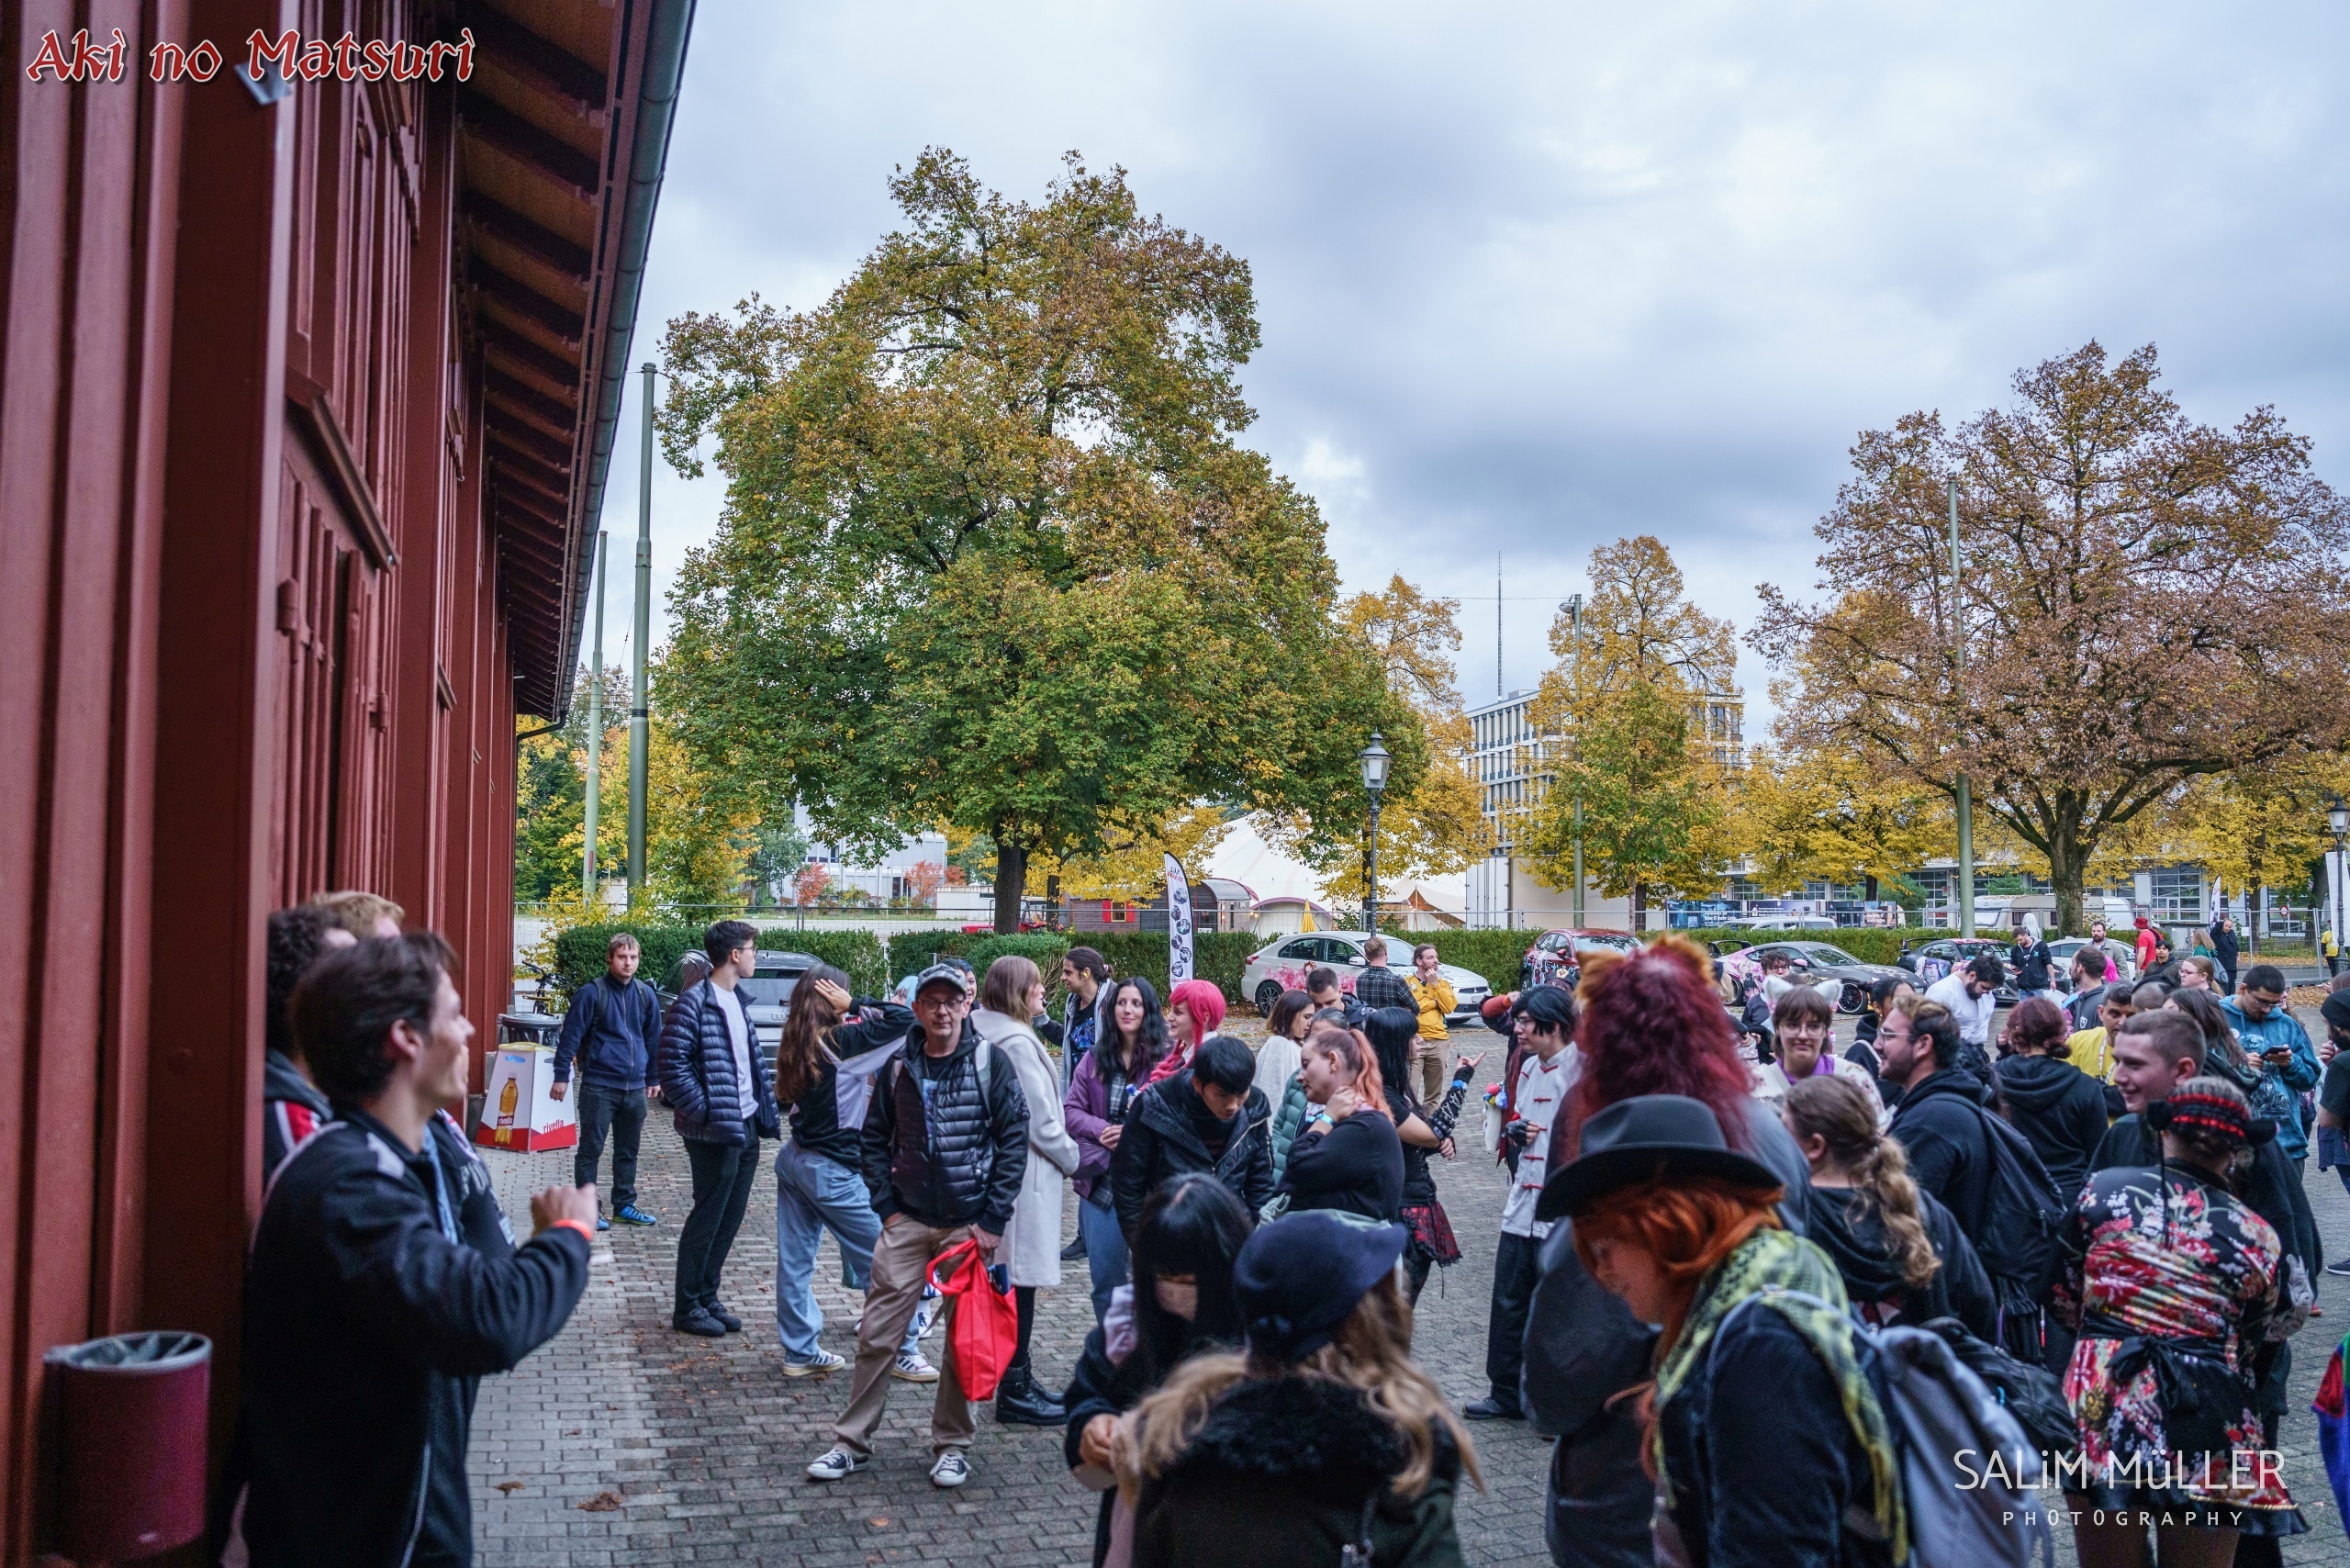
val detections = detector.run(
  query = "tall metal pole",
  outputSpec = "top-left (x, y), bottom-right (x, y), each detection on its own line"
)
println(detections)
top-left (1950, 476), bottom-right (1975, 935)
top-left (583, 532), bottom-right (607, 899)
top-left (1495, 553), bottom-right (1503, 698)
top-left (627, 364), bottom-right (655, 902)
top-left (1368, 799), bottom-right (1382, 935)
top-left (1569, 594), bottom-right (1585, 930)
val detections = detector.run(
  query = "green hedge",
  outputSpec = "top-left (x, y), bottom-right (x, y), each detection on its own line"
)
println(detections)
top-left (900, 929), bottom-right (1263, 1013)
top-left (546, 922), bottom-right (887, 1004)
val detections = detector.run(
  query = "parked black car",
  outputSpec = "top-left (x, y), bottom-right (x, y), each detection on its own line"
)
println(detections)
top-left (1896, 937), bottom-right (2021, 1005)
top-left (1724, 940), bottom-right (1909, 1016)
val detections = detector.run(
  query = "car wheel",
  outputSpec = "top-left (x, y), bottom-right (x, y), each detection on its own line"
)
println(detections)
top-left (1253, 980), bottom-right (1284, 1018)
top-left (1837, 982), bottom-right (1864, 1016)
top-left (1520, 965), bottom-right (1533, 991)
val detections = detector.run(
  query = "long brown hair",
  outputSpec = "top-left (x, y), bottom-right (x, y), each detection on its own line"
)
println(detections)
top-left (772, 962), bottom-right (852, 1104)
top-left (1117, 1275), bottom-right (1481, 1502)
top-left (979, 954), bottom-right (1042, 1019)
top-left (1782, 1075), bottom-right (1939, 1291)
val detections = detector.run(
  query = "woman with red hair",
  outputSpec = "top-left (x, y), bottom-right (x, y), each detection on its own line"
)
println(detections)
top-left (1546, 1095), bottom-right (1902, 1568)
top-left (1516, 935), bottom-right (1815, 1567)
top-left (1273, 1024), bottom-right (1402, 1223)
top-left (1141, 979), bottom-right (1226, 1089)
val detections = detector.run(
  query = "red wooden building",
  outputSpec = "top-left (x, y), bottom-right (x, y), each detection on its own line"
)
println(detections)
top-left (0, 0), bottom-right (692, 1554)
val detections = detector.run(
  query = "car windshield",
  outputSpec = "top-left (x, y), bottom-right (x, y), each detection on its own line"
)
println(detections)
top-left (1794, 945), bottom-right (1860, 965)
top-left (1573, 935), bottom-right (1639, 954)
top-left (736, 975), bottom-right (796, 1008)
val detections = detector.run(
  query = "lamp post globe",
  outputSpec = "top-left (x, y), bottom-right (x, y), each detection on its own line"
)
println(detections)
top-left (2329, 794), bottom-right (2348, 843)
top-left (1360, 734), bottom-right (1390, 934)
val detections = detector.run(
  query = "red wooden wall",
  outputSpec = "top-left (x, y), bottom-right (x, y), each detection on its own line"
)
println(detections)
top-left (0, 0), bottom-right (544, 1555)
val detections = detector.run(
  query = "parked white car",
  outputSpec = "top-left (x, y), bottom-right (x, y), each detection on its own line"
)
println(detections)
top-left (1240, 933), bottom-right (1491, 1025)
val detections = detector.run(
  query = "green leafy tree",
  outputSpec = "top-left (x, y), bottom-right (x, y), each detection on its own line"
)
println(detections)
top-left (1524, 678), bottom-right (1729, 927)
top-left (655, 149), bottom-right (1404, 930)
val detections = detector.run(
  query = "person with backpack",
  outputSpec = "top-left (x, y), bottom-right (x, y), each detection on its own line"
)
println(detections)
top-left (1545, 1094), bottom-right (1905, 1568)
top-left (1881, 996), bottom-right (2066, 1361)
top-left (2053, 1075), bottom-right (2307, 1561)
top-left (550, 930), bottom-right (664, 1229)
top-left (806, 963), bottom-right (1030, 1491)
top-left (1067, 976), bottom-right (1174, 1326)
top-left (1991, 996), bottom-right (2110, 1204)
top-left (1785, 1075), bottom-right (1997, 1340)
top-left (2208, 912), bottom-right (2241, 991)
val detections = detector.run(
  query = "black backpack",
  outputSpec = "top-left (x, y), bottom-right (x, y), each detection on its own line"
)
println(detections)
top-left (1965, 1096), bottom-right (2067, 1298)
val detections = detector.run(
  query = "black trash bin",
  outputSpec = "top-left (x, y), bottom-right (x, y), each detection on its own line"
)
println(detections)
top-left (46, 1330), bottom-right (210, 1562)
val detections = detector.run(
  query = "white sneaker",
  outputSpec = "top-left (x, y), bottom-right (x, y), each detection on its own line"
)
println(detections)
top-left (806, 1446), bottom-right (867, 1482)
top-left (781, 1348), bottom-right (845, 1378)
top-left (892, 1348), bottom-right (940, 1383)
top-left (929, 1450), bottom-right (970, 1488)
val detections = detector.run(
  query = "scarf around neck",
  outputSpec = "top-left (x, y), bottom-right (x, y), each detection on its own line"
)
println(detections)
top-left (1652, 1226), bottom-right (1907, 1562)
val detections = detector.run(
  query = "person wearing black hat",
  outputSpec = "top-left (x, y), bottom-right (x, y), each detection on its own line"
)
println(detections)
top-left (2054, 1075), bottom-right (2307, 1559)
top-left (1113, 1210), bottom-right (1480, 1567)
top-left (1542, 1096), bottom-right (1905, 1568)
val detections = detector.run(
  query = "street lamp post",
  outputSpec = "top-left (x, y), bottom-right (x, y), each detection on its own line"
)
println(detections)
top-left (1566, 593), bottom-right (1584, 930)
top-left (2326, 797), bottom-right (2349, 970)
top-left (1360, 734), bottom-right (1390, 934)
top-left (1949, 476), bottom-right (1975, 936)
top-left (627, 362), bottom-right (655, 904)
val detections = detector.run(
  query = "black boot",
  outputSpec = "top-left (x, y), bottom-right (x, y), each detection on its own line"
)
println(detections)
top-left (993, 1366), bottom-right (1066, 1427)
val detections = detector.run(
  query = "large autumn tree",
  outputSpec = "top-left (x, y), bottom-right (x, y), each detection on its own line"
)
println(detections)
top-left (655, 151), bottom-right (1408, 930)
top-left (1520, 536), bottom-right (1740, 921)
top-left (1753, 342), bottom-right (2350, 934)
top-left (1261, 576), bottom-right (1489, 904)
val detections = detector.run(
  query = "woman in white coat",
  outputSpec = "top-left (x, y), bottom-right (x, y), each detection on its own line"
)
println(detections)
top-left (971, 954), bottom-right (1081, 1428)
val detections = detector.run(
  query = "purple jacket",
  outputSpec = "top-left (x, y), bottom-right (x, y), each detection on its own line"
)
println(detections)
top-left (1063, 1046), bottom-right (1138, 1203)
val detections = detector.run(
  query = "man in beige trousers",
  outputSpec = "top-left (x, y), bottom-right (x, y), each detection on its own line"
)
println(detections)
top-left (805, 964), bottom-right (1030, 1490)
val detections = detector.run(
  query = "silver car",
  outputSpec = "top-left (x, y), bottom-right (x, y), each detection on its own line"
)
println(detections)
top-left (2044, 936), bottom-right (2138, 992)
top-left (1240, 933), bottom-right (1490, 1025)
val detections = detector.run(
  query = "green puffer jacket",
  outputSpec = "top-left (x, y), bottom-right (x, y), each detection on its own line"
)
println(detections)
top-left (1269, 1072), bottom-right (1313, 1182)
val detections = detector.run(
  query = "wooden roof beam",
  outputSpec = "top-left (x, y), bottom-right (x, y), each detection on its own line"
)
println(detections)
top-left (458, 93), bottom-right (602, 199)
top-left (483, 332), bottom-right (579, 395)
top-left (464, 196), bottom-right (591, 283)
top-left (484, 409), bottom-right (575, 470)
top-left (465, 8), bottom-right (610, 119)
top-left (474, 263), bottom-right (585, 346)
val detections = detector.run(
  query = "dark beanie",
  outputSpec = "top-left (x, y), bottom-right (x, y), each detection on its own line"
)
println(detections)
top-left (2321, 990), bottom-right (2350, 1037)
top-left (1232, 1212), bottom-right (1407, 1363)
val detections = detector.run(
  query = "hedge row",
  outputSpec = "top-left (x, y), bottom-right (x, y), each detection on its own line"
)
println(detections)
top-left (892, 930), bottom-right (1264, 1012)
top-left (546, 922), bottom-right (889, 1003)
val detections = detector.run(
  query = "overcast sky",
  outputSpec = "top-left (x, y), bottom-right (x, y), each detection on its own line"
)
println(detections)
top-left (587, 0), bottom-right (2350, 728)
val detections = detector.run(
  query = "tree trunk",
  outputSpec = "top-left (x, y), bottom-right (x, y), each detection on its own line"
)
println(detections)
top-left (1863, 874), bottom-right (1879, 902)
top-left (1631, 879), bottom-right (1647, 934)
top-left (1044, 871), bottom-right (1061, 931)
top-left (993, 834), bottom-right (1028, 934)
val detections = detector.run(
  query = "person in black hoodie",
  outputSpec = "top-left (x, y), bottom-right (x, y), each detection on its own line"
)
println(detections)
top-left (1277, 1023), bottom-right (1404, 1221)
top-left (231, 934), bottom-right (593, 1568)
top-left (1063, 1174), bottom-right (1251, 1567)
top-left (1784, 1074), bottom-right (1997, 1340)
top-left (1991, 995), bottom-right (2109, 1203)
top-left (1880, 996), bottom-right (1998, 1245)
top-left (1363, 1006), bottom-right (1481, 1304)
top-left (1109, 1035), bottom-right (1275, 1238)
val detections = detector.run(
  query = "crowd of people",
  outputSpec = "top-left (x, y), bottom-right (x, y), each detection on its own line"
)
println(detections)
top-left (225, 897), bottom-right (2350, 1568)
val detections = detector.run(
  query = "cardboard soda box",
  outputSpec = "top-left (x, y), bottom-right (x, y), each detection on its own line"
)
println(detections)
top-left (474, 1044), bottom-right (577, 1151)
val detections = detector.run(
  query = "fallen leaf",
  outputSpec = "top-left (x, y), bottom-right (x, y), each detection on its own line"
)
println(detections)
top-left (493, 1482), bottom-right (525, 1495)
top-left (578, 1491), bottom-right (623, 1513)
top-left (867, 1518), bottom-right (891, 1528)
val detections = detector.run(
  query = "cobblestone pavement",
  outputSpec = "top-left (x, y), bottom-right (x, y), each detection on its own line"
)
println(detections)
top-left (470, 1017), bottom-right (2350, 1566)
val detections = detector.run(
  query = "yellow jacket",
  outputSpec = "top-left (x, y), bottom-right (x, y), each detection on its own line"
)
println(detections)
top-left (1407, 974), bottom-right (1455, 1042)
top-left (2068, 1025), bottom-right (2116, 1083)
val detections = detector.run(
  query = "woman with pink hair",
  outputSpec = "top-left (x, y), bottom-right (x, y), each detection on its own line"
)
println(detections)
top-left (1141, 979), bottom-right (1226, 1089)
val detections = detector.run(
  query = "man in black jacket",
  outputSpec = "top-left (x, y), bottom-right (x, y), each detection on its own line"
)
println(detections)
top-left (1306, 965), bottom-right (1366, 1029)
top-left (660, 920), bottom-right (780, 1337)
top-left (262, 905), bottom-right (352, 1182)
top-left (2209, 912), bottom-right (2242, 991)
top-left (1110, 1035), bottom-right (1274, 1237)
top-left (551, 930), bottom-right (664, 1229)
top-left (231, 934), bottom-right (593, 1568)
top-left (1881, 999), bottom-right (1998, 1244)
top-left (810, 963), bottom-right (1029, 1490)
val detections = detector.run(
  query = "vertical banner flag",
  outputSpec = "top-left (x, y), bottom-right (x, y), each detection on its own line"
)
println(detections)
top-left (1164, 851), bottom-right (1195, 983)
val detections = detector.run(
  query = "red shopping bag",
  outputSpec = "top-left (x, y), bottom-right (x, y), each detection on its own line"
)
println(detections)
top-left (925, 1238), bottom-right (1020, 1400)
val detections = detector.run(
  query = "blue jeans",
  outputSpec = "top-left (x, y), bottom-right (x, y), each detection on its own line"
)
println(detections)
top-left (773, 1138), bottom-right (922, 1361)
top-left (1079, 1192), bottom-right (1128, 1327)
